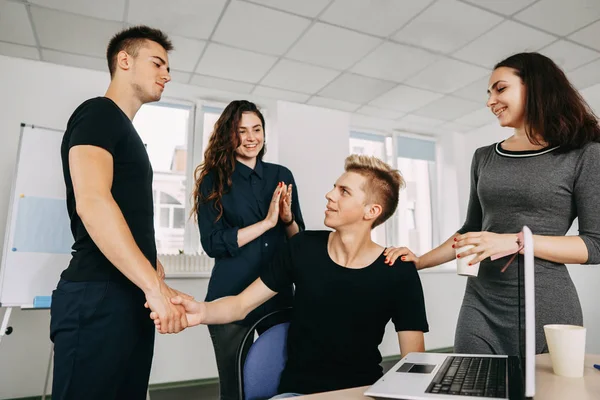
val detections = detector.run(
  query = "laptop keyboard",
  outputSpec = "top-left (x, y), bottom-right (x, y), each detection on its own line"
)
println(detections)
top-left (425, 356), bottom-right (507, 398)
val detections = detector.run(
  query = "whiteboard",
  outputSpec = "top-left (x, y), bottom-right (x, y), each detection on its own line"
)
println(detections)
top-left (0, 124), bottom-right (71, 306)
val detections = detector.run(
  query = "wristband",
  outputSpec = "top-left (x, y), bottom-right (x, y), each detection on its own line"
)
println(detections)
top-left (283, 213), bottom-right (295, 227)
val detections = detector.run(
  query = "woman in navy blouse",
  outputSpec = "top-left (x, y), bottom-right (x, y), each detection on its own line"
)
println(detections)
top-left (191, 100), bottom-right (304, 400)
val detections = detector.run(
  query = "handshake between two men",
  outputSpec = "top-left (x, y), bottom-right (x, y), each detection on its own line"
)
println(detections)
top-left (143, 283), bottom-right (195, 334)
top-left (145, 294), bottom-right (200, 334)
top-left (142, 260), bottom-right (196, 334)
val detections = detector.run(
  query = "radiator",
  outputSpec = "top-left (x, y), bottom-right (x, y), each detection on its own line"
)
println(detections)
top-left (158, 253), bottom-right (214, 278)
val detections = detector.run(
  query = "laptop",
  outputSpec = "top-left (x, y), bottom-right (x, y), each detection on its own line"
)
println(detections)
top-left (365, 226), bottom-right (535, 400)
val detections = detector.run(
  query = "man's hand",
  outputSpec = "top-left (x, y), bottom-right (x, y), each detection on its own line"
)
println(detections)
top-left (144, 281), bottom-right (188, 334)
top-left (150, 296), bottom-right (206, 329)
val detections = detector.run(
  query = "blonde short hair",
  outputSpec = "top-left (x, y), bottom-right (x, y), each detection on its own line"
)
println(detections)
top-left (344, 154), bottom-right (404, 228)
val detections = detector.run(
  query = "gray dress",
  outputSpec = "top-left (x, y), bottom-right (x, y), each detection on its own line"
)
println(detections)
top-left (455, 142), bottom-right (600, 355)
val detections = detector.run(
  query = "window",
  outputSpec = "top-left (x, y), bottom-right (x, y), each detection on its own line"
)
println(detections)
top-left (349, 131), bottom-right (391, 246)
top-left (133, 102), bottom-right (193, 255)
top-left (201, 106), bottom-right (223, 157)
top-left (395, 136), bottom-right (437, 255)
top-left (350, 132), bottom-right (386, 160)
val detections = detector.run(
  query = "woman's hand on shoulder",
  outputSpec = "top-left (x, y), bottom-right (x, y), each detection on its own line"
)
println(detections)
top-left (384, 246), bottom-right (420, 268)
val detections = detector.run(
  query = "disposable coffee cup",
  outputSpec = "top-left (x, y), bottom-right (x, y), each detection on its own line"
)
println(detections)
top-left (456, 245), bottom-right (480, 277)
top-left (544, 324), bottom-right (586, 377)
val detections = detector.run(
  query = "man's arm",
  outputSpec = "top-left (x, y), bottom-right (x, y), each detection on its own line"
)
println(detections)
top-left (69, 145), bottom-right (186, 333)
top-left (152, 278), bottom-right (277, 328)
top-left (157, 257), bottom-right (165, 280)
top-left (397, 331), bottom-right (425, 358)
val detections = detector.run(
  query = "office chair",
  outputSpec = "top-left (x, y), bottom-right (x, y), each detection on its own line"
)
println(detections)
top-left (237, 307), bottom-right (293, 400)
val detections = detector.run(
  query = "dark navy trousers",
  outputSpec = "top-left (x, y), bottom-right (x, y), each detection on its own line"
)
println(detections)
top-left (50, 278), bottom-right (155, 400)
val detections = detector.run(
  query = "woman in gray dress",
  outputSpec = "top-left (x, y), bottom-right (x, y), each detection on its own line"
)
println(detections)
top-left (385, 52), bottom-right (600, 355)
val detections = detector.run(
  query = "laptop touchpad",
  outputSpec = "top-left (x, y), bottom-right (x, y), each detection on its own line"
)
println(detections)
top-left (397, 363), bottom-right (436, 374)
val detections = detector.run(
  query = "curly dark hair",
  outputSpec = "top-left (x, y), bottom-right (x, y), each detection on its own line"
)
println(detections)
top-left (191, 100), bottom-right (266, 221)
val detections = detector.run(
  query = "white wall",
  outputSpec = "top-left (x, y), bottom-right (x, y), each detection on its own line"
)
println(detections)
top-left (276, 100), bottom-right (350, 230)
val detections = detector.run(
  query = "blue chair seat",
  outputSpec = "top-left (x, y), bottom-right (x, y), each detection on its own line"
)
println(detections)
top-left (237, 308), bottom-right (292, 400)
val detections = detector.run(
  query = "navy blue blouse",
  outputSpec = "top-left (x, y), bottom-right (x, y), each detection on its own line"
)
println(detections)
top-left (198, 159), bottom-right (305, 325)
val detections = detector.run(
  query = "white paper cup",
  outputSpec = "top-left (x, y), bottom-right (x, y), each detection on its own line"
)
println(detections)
top-left (544, 324), bottom-right (586, 377)
top-left (456, 245), bottom-right (480, 277)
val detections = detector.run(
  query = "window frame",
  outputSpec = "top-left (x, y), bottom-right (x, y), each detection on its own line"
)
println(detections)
top-left (134, 97), bottom-right (196, 255)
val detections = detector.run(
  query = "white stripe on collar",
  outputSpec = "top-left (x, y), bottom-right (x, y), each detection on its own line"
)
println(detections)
top-left (495, 142), bottom-right (560, 157)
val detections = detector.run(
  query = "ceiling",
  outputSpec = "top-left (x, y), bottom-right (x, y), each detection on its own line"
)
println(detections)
top-left (1, 0), bottom-right (600, 134)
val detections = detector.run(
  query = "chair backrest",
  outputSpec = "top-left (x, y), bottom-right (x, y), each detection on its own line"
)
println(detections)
top-left (237, 308), bottom-right (292, 400)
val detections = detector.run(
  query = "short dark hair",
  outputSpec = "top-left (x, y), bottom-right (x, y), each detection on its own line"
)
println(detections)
top-left (494, 52), bottom-right (600, 151)
top-left (106, 25), bottom-right (173, 77)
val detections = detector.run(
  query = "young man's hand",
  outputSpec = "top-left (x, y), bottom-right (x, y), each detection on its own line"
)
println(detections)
top-left (144, 281), bottom-right (189, 334)
top-left (150, 296), bottom-right (206, 328)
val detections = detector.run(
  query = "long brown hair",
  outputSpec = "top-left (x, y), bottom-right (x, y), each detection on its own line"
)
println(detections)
top-left (494, 52), bottom-right (600, 152)
top-left (191, 100), bottom-right (266, 221)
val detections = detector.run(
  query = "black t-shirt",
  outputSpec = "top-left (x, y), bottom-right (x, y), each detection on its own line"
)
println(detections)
top-left (60, 97), bottom-right (156, 284)
top-left (260, 230), bottom-right (429, 395)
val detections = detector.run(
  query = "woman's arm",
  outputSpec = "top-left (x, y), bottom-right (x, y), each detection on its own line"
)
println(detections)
top-left (238, 184), bottom-right (286, 246)
top-left (383, 234), bottom-right (458, 269)
top-left (417, 234), bottom-right (460, 270)
top-left (455, 232), bottom-right (588, 265)
top-left (532, 235), bottom-right (588, 264)
top-left (284, 220), bottom-right (300, 238)
top-left (199, 182), bottom-right (283, 257)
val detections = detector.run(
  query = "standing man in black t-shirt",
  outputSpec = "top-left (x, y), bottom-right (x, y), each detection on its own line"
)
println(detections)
top-left (50, 26), bottom-right (190, 400)
top-left (151, 155), bottom-right (429, 397)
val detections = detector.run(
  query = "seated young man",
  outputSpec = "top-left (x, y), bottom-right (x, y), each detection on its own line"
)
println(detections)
top-left (152, 154), bottom-right (429, 397)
